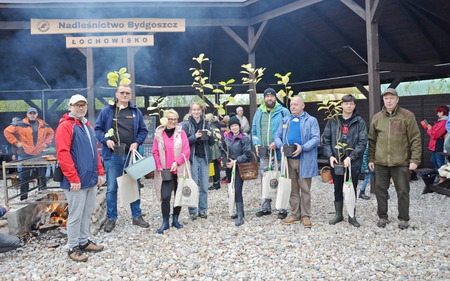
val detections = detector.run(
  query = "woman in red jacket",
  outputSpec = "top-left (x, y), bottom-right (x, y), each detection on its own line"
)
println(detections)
top-left (426, 105), bottom-right (448, 171)
top-left (152, 109), bottom-right (191, 234)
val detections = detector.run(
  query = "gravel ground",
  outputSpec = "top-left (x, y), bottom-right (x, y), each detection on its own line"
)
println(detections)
top-left (0, 175), bottom-right (449, 280)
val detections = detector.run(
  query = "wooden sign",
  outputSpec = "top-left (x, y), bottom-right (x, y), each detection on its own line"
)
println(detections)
top-left (66, 35), bottom-right (154, 48)
top-left (31, 18), bottom-right (185, 34)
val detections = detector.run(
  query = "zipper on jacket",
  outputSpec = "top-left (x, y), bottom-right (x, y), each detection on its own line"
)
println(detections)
top-left (387, 116), bottom-right (391, 165)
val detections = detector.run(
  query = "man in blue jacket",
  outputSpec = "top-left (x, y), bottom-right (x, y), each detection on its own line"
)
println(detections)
top-left (95, 85), bottom-right (149, 232)
top-left (252, 88), bottom-right (290, 219)
top-left (274, 95), bottom-right (320, 227)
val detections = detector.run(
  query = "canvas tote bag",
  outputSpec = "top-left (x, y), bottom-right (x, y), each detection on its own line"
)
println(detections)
top-left (275, 154), bottom-right (291, 210)
top-left (343, 163), bottom-right (356, 218)
top-left (228, 162), bottom-right (236, 216)
top-left (174, 155), bottom-right (199, 208)
top-left (262, 149), bottom-right (280, 200)
top-left (117, 151), bottom-right (140, 207)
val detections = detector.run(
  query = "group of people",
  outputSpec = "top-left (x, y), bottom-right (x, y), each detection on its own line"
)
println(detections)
top-left (1, 84), bottom-right (446, 263)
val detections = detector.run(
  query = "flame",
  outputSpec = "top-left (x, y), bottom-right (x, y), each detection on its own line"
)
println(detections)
top-left (45, 194), bottom-right (68, 227)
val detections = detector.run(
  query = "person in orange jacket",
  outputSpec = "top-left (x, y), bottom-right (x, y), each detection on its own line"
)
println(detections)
top-left (3, 107), bottom-right (54, 200)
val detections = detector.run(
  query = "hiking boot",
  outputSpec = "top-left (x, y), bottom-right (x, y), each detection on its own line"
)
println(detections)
top-left (377, 218), bottom-right (389, 228)
top-left (79, 240), bottom-right (104, 252)
top-left (198, 212), bottom-right (207, 219)
top-left (277, 211), bottom-right (288, 220)
top-left (359, 189), bottom-right (370, 200)
top-left (132, 216), bottom-right (150, 228)
top-left (398, 220), bottom-right (409, 230)
top-left (255, 210), bottom-right (271, 217)
top-left (283, 217), bottom-right (300, 225)
top-left (68, 247), bottom-right (88, 262)
top-left (190, 213), bottom-right (197, 220)
top-left (302, 218), bottom-right (312, 228)
top-left (104, 219), bottom-right (116, 233)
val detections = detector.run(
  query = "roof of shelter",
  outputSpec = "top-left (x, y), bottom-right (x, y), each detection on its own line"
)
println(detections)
top-left (0, 0), bottom-right (450, 95)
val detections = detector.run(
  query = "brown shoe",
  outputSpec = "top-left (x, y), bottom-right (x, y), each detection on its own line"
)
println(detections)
top-left (282, 217), bottom-right (300, 225)
top-left (80, 240), bottom-right (104, 252)
top-left (68, 247), bottom-right (88, 262)
top-left (302, 218), bottom-right (312, 228)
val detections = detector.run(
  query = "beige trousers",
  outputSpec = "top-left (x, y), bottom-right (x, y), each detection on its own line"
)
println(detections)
top-left (287, 158), bottom-right (312, 220)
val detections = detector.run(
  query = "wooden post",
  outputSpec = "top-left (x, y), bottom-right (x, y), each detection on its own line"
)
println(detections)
top-left (86, 47), bottom-right (95, 125)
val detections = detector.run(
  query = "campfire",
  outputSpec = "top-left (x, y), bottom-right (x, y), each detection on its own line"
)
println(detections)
top-left (32, 193), bottom-right (68, 231)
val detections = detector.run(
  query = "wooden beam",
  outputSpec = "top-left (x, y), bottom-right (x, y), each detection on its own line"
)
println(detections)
top-left (370, 0), bottom-right (386, 23)
top-left (250, 0), bottom-right (323, 25)
top-left (127, 46), bottom-right (136, 104)
top-left (377, 62), bottom-right (450, 74)
top-left (221, 26), bottom-right (249, 53)
top-left (86, 48), bottom-right (95, 125)
top-left (248, 52), bottom-right (256, 126)
top-left (249, 21), bottom-right (268, 53)
top-left (340, 0), bottom-right (366, 20)
top-left (389, 77), bottom-right (403, 89)
top-left (366, 0), bottom-right (381, 118)
top-left (353, 81), bottom-right (369, 97)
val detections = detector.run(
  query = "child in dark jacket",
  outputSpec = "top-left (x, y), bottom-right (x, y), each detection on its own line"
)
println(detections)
top-left (221, 115), bottom-right (252, 226)
top-left (360, 143), bottom-right (373, 200)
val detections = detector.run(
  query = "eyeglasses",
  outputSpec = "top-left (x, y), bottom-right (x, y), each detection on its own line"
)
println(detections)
top-left (119, 91), bottom-right (132, 96)
top-left (72, 104), bottom-right (87, 109)
top-left (168, 118), bottom-right (178, 122)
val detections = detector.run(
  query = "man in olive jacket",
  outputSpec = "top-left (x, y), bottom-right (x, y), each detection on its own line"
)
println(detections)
top-left (368, 88), bottom-right (421, 230)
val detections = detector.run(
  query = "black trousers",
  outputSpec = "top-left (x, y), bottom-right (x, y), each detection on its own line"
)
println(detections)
top-left (161, 174), bottom-right (181, 220)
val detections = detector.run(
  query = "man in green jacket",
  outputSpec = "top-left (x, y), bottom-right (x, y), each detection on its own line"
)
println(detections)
top-left (368, 88), bottom-right (421, 230)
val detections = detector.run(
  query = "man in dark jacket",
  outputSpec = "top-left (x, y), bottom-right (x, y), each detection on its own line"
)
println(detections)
top-left (95, 85), bottom-right (150, 232)
top-left (322, 94), bottom-right (367, 227)
top-left (368, 88), bottom-right (421, 230)
top-left (56, 94), bottom-right (105, 262)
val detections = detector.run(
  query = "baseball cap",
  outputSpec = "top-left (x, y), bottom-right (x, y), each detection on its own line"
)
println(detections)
top-left (27, 107), bottom-right (37, 114)
top-left (263, 88), bottom-right (277, 97)
top-left (382, 88), bottom-right (398, 96)
top-left (69, 94), bottom-right (87, 105)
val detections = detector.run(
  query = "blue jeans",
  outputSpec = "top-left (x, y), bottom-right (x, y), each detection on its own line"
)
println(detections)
top-left (431, 151), bottom-right (446, 171)
top-left (189, 156), bottom-right (209, 214)
top-left (361, 171), bottom-right (374, 191)
top-left (104, 154), bottom-right (142, 220)
top-left (0, 233), bottom-right (20, 253)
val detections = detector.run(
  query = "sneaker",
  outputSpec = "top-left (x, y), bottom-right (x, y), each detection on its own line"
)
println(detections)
top-left (190, 213), bottom-right (197, 220)
top-left (132, 216), bottom-right (150, 228)
top-left (359, 193), bottom-right (370, 200)
top-left (79, 240), bottom-right (104, 252)
top-left (198, 212), bottom-right (207, 219)
top-left (68, 247), bottom-right (88, 262)
top-left (255, 210), bottom-right (272, 217)
top-left (282, 217), bottom-right (300, 225)
top-left (398, 220), bottom-right (409, 230)
top-left (377, 218), bottom-right (389, 228)
top-left (302, 218), bottom-right (312, 228)
top-left (277, 211), bottom-right (288, 220)
top-left (104, 219), bottom-right (116, 233)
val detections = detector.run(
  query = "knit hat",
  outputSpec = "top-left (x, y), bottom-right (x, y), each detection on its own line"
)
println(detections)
top-left (263, 88), bottom-right (277, 97)
top-left (228, 114), bottom-right (241, 128)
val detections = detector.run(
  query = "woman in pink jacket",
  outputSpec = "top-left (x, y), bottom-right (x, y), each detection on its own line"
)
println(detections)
top-left (152, 109), bottom-right (191, 234)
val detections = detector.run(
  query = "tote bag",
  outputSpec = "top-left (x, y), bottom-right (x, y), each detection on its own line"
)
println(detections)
top-left (228, 162), bottom-right (236, 216)
top-left (124, 149), bottom-right (156, 180)
top-left (117, 154), bottom-right (140, 207)
top-left (262, 149), bottom-right (280, 200)
top-left (174, 155), bottom-right (199, 208)
top-left (275, 154), bottom-right (291, 210)
top-left (343, 164), bottom-right (356, 218)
